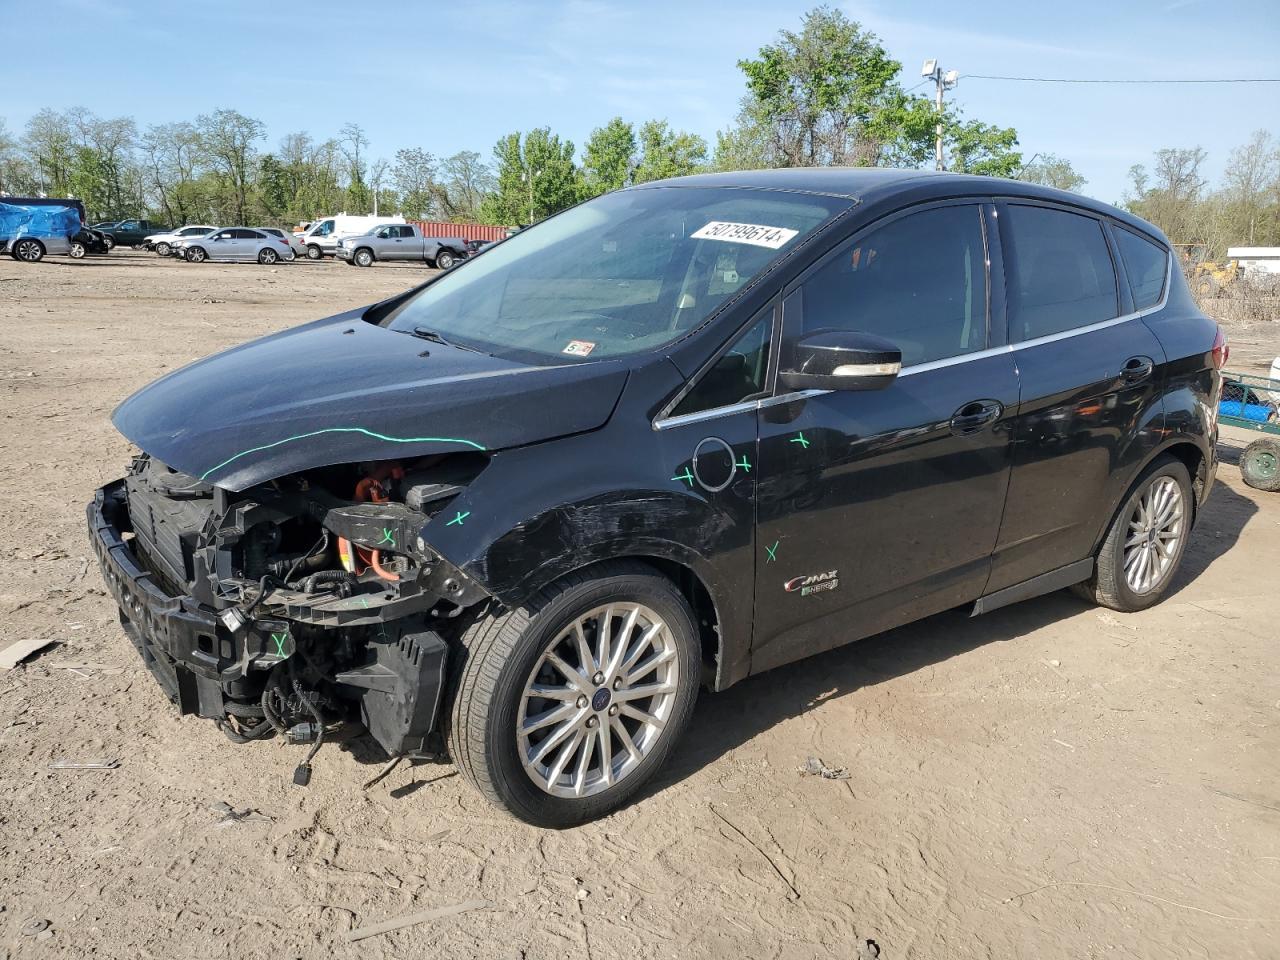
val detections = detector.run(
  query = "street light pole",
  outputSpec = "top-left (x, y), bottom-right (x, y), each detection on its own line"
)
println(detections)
top-left (922, 60), bottom-right (960, 171)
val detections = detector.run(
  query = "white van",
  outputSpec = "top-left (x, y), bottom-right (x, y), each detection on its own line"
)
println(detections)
top-left (301, 214), bottom-right (407, 260)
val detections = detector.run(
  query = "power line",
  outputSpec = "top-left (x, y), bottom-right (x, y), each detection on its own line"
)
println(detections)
top-left (962, 74), bottom-right (1280, 84)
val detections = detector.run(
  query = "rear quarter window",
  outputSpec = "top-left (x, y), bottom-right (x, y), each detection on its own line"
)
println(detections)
top-left (1113, 226), bottom-right (1168, 310)
top-left (1004, 205), bottom-right (1118, 341)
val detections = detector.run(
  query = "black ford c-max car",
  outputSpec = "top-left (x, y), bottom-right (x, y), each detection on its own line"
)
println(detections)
top-left (89, 169), bottom-right (1224, 827)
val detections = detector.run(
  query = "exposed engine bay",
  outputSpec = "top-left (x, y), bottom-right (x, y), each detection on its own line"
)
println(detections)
top-left (89, 452), bottom-right (492, 784)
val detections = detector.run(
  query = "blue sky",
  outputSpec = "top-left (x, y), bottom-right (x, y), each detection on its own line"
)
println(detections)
top-left (3, 0), bottom-right (1277, 202)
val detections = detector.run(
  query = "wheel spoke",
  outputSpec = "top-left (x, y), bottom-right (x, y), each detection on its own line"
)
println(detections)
top-left (547, 728), bottom-right (585, 786)
top-left (597, 724), bottom-right (614, 786)
top-left (620, 703), bottom-right (665, 733)
top-left (572, 621), bottom-right (595, 674)
top-left (612, 716), bottom-right (643, 761)
top-left (545, 650), bottom-right (592, 694)
top-left (606, 605), bottom-right (640, 677)
top-left (529, 682), bottom-right (580, 702)
top-left (619, 623), bottom-right (661, 678)
top-left (573, 727), bottom-right (597, 796)
top-left (596, 605), bottom-right (614, 675)
top-left (625, 645), bottom-right (676, 685)
top-left (614, 681), bottom-right (677, 704)
top-left (523, 702), bottom-right (577, 734)
top-left (531, 713), bottom-right (583, 765)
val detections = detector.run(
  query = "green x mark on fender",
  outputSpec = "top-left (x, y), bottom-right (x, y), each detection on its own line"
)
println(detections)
top-left (790, 432), bottom-right (811, 449)
top-left (765, 540), bottom-right (779, 563)
top-left (446, 511), bottom-right (470, 526)
top-left (735, 454), bottom-right (751, 473)
top-left (269, 632), bottom-right (290, 657)
top-left (376, 527), bottom-right (395, 547)
top-left (671, 466), bottom-right (695, 487)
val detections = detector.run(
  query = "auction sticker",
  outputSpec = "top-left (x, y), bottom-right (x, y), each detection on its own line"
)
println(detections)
top-left (691, 221), bottom-right (799, 249)
top-left (563, 339), bottom-right (596, 356)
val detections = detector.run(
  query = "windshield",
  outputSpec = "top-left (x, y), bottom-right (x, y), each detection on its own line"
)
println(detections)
top-left (384, 186), bottom-right (849, 360)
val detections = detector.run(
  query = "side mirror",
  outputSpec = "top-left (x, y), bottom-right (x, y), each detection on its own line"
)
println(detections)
top-left (779, 330), bottom-right (902, 392)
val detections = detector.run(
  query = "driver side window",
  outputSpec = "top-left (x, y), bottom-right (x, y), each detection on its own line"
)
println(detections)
top-left (801, 204), bottom-right (988, 367)
top-left (670, 309), bottom-right (773, 417)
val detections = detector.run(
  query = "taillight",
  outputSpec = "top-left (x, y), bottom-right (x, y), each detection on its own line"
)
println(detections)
top-left (1211, 325), bottom-right (1229, 370)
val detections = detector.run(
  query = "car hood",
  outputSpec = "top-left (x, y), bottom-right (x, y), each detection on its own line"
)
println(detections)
top-left (112, 310), bottom-right (630, 491)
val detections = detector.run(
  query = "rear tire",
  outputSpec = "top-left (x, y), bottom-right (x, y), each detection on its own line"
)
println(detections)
top-left (258, 247), bottom-right (279, 265)
top-left (435, 249), bottom-right (456, 270)
top-left (446, 560), bottom-right (699, 828)
top-left (68, 241), bottom-right (86, 259)
top-left (306, 244), bottom-right (323, 260)
top-left (1240, 438), bottom-right (1280, 492)
top-left (12, 239), bottom-right (45, 262)
top-left (1073, 456), bottom-right (1193, 612)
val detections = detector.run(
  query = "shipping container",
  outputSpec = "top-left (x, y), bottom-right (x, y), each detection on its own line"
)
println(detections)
top-left (410, 221), bottom-right (509, 242)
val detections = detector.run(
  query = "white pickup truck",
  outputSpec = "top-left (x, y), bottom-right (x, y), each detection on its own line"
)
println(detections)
top-left (334, 224), bottom-right (470, 269)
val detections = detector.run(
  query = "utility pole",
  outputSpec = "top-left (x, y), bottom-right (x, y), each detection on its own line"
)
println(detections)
top-left (921, 60), bottom-right (959, 171)
top-left (521, 164), bottom-right (542, 225)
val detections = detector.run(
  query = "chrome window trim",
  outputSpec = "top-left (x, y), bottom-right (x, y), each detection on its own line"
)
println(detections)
top-left (651, 220), bottom-right (1171, 430)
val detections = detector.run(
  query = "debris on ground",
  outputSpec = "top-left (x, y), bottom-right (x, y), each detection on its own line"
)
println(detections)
top-left (857, 939), bottom-right (881, 959)
top-left (346, 898), bottom-right (492, 942)
top-left (0, 637), bottom-right (57, 670)
top-left (800, 756), bottom-right (850, 780)
top-left (48, 759), bottom-right (119, 770)
top-left (207, 801), bottom-right (274, 827)
top-left (20, 918), bottom-right (50, 937)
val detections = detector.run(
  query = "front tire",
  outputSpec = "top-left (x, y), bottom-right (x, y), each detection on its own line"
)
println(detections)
top-left (68, 241), bottom-right (86, 259)
top-left (155, 241), bottom-right (171, 257)
top-left (102, 235), bottom-right (116, 250)
top-left (353, 248), bottom-right (374, 267)
top-left (12, 239), bottom-right (45, 262)
top-left (186, 246), bottom-right (207, 263)
top-left (1074, 456), bottom-right (1193, 612)
top-left (447, 561), bottom-right (699, 827)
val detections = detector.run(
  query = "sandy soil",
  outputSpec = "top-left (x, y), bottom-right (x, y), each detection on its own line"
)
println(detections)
top-left (1, 249), bottom-right (1277, 960)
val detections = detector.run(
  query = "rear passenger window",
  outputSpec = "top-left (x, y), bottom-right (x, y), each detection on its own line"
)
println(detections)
top-left (1004, 205), bottom-right (1118, 341)
top-left (799, 205), bottom-right (987, 366)
top-left (1113, 227), bottom-right (1168, 309)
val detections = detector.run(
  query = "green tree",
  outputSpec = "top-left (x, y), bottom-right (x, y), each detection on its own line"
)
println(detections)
top-left (481, 128), bottom-right (580, 225)
top-left (436, 150), bottom-right (493, 222)
top-left (392, 147), bottom-right (438, 218)
top-left (196, 108), bottom-right (265, 224)
top-left (633, 120), bottom-right (707, 183)
top-left (946, 117), bottom-right (1020, 177)
top-left (582, 117), bottom-right (637, 195)
top-left (1017, 153), bottom-right (1087, 192)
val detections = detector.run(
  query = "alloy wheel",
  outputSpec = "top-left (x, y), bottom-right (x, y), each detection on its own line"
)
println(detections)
top-left (1123, 476), bottom-right (1184, 594)
top-left (516, 602), bottom-right (679, 798)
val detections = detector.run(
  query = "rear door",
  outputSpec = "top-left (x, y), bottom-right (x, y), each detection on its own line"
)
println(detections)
top-left (987, 201), bottom-right (1165, 592)
top-left (751, 201), bottom-right (1020, 674)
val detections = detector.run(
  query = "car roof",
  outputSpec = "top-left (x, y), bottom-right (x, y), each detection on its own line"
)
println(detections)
top-left (629, 168), bottom-right (1165, 244)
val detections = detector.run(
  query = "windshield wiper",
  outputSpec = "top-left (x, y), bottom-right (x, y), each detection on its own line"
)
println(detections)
top-left (407, 326), bottom-right (484, 354)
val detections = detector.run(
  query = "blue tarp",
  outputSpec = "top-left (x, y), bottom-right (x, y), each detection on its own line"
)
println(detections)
top-left (0, 203), bottom-right (81, 241)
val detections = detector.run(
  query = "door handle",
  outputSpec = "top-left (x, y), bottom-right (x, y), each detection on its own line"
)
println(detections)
top-left (1121, 356), bottom-right (1154, 384)
top-left (950, 399), bottom-right (1003, 436)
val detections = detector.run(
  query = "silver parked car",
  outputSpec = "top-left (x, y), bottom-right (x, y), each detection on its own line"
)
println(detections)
top-left (183, 228), bottom-right (294, 264)
top-left (257, 227), bottom-right (306, 260)
top-left (146, 225), bottom-right (218, 256)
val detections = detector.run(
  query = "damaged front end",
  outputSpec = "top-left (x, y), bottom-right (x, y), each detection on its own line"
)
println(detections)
top-left (88, 452), bottom-right (490, 781)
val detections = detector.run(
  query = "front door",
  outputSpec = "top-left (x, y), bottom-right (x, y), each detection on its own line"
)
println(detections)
top-left (751, 201), bottom-right (1019, 675)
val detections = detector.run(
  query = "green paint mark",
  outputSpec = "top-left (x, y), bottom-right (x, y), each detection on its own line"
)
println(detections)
top-left (199, 428), bottom-right (486, 481)
top-left (790, 432), bottom-right (810, 449)
top-left (359, 597), bottom-right (370, 608)
top-left (735, 454), bottom-right (751, 473)
top-left (671, 467), bottom-right (695, 487)
top-left (446, 511), bottom-right (470, 526)
top-left (270, 632), bottom-right (289, 657)
top-left (376, 527), bottom-right (395, 547)
top-left (765, 540), bottom-right (779, 563)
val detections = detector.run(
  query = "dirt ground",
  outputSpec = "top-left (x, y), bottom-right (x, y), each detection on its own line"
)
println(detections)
top-left (1, 248), bottom-right (1278, 960)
